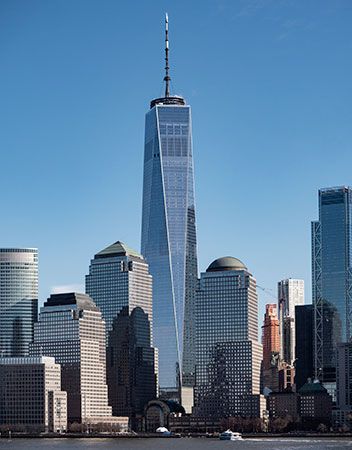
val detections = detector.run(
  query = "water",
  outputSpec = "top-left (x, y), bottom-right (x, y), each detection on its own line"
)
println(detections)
top-left (0, 438), bottom-right (350, 450)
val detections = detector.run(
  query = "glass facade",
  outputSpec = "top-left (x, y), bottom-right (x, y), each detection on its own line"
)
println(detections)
top-left (107, 306), bottom-right (157, 423)
top-left (312, 186), bottom-right (352, 386)
top-left (295, 304), bottom-right (314, 391)
top-left (0, 248), bottom-right (38, 357)
top-left (85, 241), bottom-right (153, 342)
top-left (193, 258), bottom-right (263, 418)
top-left (141, 100), bottom-right (198, 389)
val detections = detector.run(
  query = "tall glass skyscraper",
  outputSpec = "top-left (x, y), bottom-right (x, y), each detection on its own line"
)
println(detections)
top-left (312, 186), bottom-right (352, 395)
top-left (0, 248), bottom-right (38, 357)
top-left (85, 241), bottom-right (153, 340)
top-left (141, 15), bottom-right (198, 390)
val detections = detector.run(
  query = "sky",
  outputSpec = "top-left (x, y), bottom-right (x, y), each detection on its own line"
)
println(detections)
top-left (0, 0), bottom-right (352, 318)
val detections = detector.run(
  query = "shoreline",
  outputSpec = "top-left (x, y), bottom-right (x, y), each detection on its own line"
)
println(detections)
top-left (1, 432), bottom-right (352, 439)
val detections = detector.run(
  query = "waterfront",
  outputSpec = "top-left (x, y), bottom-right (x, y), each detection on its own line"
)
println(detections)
top-left (0, 438), bottom-right (351, 450)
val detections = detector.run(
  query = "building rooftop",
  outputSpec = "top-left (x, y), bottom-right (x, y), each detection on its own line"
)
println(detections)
top-left (44, 292), bottom-right (99, 312)
top-left (298, 380), bottom-right (327, 395)
top-left (95, 241), bottom-right (142, 259)
top-left (150, 95), bottom-right (186, 109)
top-left (0, 356), bottom-right (56, 365)
top-left (206, 256), bottom-right (247, 272)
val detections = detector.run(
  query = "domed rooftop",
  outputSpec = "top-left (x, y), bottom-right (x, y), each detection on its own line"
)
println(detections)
top-left (206, 256), bottom-right (247, 272)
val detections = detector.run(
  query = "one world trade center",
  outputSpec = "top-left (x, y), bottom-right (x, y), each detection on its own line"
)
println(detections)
top-left (141, 15), bottom-right (198, 395)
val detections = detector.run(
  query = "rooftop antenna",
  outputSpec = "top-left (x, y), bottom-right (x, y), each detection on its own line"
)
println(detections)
top-left (164, 13), bottom-right (170, 97)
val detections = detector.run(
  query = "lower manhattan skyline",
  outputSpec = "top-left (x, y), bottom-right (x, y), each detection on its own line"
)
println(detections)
top-left (1, 0), bottom-right (352, 323)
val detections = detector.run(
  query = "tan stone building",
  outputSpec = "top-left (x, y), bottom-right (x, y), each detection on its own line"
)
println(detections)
top-left (0, 356), bottom-right (67, 432)
top-left (30, 293), bottom-right (125, 426)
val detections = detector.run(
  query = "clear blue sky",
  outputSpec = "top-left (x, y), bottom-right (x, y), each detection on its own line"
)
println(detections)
top-left (1, 0), bottom-right (351, 318)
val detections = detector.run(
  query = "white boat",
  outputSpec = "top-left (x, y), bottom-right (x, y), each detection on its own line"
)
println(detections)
top-left (156, 426), bottom-right (171, 436)
top-left (219, 429), bottom-right (242, 441)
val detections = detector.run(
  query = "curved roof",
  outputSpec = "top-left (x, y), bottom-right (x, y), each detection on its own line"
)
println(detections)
top-left (207, 256), bottom-right (247, 272)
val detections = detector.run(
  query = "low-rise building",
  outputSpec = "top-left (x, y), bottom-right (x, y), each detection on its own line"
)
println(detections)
top-left (267, 391), bottom-right (299, 420)
top-left (0, 356), bottom-right (67, 432)
top-left (298, 380), bottom-right (332, 427)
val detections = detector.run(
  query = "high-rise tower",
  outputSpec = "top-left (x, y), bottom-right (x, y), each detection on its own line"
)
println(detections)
top-left (86, 241), bottom-right (153, 341)
top-left (141, 15), bottom-right (198, 391)
top-left (0, 248), bottom-right (38, 357)
top-left (262, 304), bottom-right (280, 391)
top-left (30, 293), bottom-right (113, 424)
top-left (278, 278), bottom-right (304, 364)
top-left (193, 257), bottom-right (264, 418)
top-left (312, 186), bottom-right (352, 398)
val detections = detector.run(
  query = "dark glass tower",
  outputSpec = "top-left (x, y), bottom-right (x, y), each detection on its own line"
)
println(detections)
top-left (295, 304), bottom-right (314, 390)
top-left (107, 306), bottom-right (157, 428)
top-left (141, 15), bottom-right (198, 390)
top-left (312, 186), bottom-right (352, 397)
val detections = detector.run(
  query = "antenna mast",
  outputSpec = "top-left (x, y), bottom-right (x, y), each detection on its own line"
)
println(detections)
top-left (164, 13), bottom-right (170, 97)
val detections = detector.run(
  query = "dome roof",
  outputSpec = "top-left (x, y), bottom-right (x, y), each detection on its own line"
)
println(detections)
top-left (206, 256), bottom-right (247, 272)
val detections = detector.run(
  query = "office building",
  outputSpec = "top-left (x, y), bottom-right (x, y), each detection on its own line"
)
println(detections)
top-left (194, 257), bottom-right (264, 418)
top-left (107, 306), bottom-right (157, 426)
top-left (278, 278), bottom-right (304, 364)
top-left (295, 304), bottom-right (314, 390)
top-left (312, 187), bottom-right (352, 398)
top-left (267, 391), bottom-right (299, 420)
top-left (30, 293), bottom-right (114, 424)
top-left (337, 342), bottom-right (352, 410)
top-left (262, 304), bottom-right (280, 391)
top-left (0, 248), bottom-right (38, 356)
top-left (298, 380), bottom-right (332, 427)
top-left (0, 356), bottom-right (67, 432)
top-left (86, 241), bottom-right (153, 339)
top-left (140, 15), bottom-right (198, 391)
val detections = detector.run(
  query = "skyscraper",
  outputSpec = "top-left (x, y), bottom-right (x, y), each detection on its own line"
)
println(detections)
top-left (278, 278), bottom-right (304, 364)
top-left (262, 303), bottom-right (280, 391)
top-left (194, 257), bottom-right (264, 418)
top-left (0, 248), bottom-right (38, 357)
top-left (86, 241), bottom-right (153, 340)
top-left (107, 306), bottom-right (157, 427)
top-left (312, 186), bottom-right (352, 394)
top-left (30, 293), bottom-right (114, 424)
top-left (141, 15), bottom-right (198, 390)
top-left (295, 304), bottom-right (314, 391)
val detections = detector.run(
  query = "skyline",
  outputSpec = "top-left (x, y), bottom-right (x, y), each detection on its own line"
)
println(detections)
top-left (1, 1), bottom-right (352, 317)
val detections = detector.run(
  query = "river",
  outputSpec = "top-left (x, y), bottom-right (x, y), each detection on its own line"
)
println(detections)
top-left (0, 438), bottom-right (350, 450)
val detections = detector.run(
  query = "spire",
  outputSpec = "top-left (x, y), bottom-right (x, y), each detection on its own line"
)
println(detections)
top-left (164, 13), bottom-right (170, 97)
top-left (150, 14), bottom-right (185, 108)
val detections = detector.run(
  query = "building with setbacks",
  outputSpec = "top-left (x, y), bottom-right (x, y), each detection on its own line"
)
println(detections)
top-left (107, 306), bottom-right (157, 429)
top-left (29, 293), bottom-right (124, 426)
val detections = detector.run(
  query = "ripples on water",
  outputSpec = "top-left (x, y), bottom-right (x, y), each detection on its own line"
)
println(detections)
top-left (0, 438), bottom-right (351, 450)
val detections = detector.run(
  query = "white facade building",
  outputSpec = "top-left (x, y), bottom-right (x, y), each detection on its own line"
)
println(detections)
top-left (278, 279), bottom-right (305, 364)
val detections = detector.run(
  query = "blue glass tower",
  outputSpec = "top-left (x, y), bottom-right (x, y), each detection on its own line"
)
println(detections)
top-left (141, 15), bottom-right (198, 390)
top-left (312, 186), bottom-right (352, 396)
top-left (0, 248), bottom-right (38, 357)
